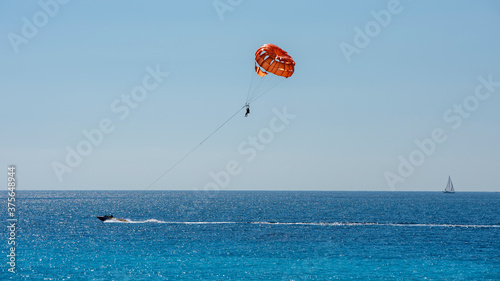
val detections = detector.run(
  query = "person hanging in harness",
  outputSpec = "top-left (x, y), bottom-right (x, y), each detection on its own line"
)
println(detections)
top-left (244, 104), bottom-right (250, 117)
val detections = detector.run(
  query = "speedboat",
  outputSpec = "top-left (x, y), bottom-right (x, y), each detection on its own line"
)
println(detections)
top-left (97, 215), bottom-right (127, 222)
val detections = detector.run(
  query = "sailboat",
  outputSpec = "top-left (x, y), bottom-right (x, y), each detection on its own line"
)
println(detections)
top-left (443, 176), bottom-right (455, 193)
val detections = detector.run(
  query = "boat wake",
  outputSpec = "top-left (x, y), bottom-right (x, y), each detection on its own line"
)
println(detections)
top-left (104, 218), bottom-right (168, 223)
top-left (251, 222), bottom-right (500, 228)
top-left (103, 219), bottom-right (500, 228)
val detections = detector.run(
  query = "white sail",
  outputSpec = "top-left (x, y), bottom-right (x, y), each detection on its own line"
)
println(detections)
top-left (444, 176), bottom-right (455, 193)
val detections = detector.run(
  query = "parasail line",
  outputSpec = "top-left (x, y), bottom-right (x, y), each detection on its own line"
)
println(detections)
top-left (249, 77), bottom-right (285, 104)
top-left (246, 70), bottom-right (256, 103)
top-left (145, 105), bottom-right (246, 190)
top-left (247, 75), bottom-right (264, 103)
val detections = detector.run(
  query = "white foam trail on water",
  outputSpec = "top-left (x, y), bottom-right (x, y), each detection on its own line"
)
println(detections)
top-left (105, 219), bottom-right (237, 224)
top-left (103, 219), bottom-right (500, 228)
top-left (103, 218), bottom-right (134, 223)
top-left (251, 222), bottom-right (500, 228)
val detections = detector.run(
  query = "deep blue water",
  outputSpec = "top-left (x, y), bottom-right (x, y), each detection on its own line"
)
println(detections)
top-left (1, 191), bottom-right (499, 280)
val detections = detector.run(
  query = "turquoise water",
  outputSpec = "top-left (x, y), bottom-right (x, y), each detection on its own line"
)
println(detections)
top-left (2, 191), bottom-right (499, 280)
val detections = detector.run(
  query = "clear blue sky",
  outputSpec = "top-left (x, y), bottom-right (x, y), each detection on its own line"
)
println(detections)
top-left (1, 0), bottom-right (499, 191)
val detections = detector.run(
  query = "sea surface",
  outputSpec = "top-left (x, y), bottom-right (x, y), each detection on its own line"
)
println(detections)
top-left (1, 191), bottom-right (499, 280)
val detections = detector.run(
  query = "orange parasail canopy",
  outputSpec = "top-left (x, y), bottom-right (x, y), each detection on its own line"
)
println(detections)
top-left (255, 44), bottom-right (295, 78)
